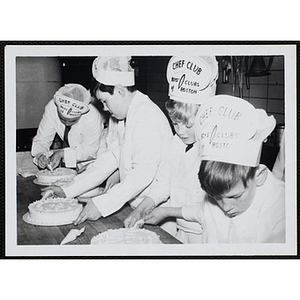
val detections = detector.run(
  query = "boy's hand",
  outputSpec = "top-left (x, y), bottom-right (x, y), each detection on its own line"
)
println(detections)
top-left (36, 154), bottom-right (49, 169)
top-left (124, 209), bottom-right (143, 228)
top-left (144, 207), bottom-right (169, 225)
top-left (73, 197), bottom-right (102, 225)
top-left (50, 150), bottom-right (64, 170)
top-left (41, 186), bottom-right (66, 198)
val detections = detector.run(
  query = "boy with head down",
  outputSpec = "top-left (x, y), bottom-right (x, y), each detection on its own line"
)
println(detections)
top-left (32, 83), bottom-right (104, 170)
top-left (195, 95), bottom-right (285, 243)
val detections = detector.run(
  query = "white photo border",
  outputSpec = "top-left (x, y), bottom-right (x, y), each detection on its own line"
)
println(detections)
top-left (5, 43), bottom-right (297, 257)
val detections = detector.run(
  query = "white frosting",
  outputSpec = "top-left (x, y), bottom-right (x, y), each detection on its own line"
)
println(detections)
top-left (27, 197), bottom-right (83, 226)
top-left (36, 167), bottom-right (76, 185)
top-left (91, 228), bottom-right (162, 244)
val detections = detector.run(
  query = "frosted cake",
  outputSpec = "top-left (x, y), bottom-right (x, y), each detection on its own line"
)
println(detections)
top-left (35, 167), bottom-right (76, 185)
top-left (23, 197), bottom-right (83, 226)
top-left (90, 228), bottom-right (162, 244)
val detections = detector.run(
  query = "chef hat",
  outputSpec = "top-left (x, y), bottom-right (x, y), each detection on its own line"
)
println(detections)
top-left (54, 84), bottom-right (90, 119)
top-left (195, 95), bottom-right (276, 167)
top-left (92, 56), bottom-right (135, 86)
top-left (166, 56), bottom-right (218, 104)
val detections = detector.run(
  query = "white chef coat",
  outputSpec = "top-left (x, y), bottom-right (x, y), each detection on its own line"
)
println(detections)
top-left (62, 91), bottom-right (173, 217)
top-left (272, 131), bottom-right (285, 181)
top-left (147, 135), bottom-right (206, 243)
top-left (31, 100), bottom-right (104, 168)
top-left (187, 167), bottom-right (285, 243)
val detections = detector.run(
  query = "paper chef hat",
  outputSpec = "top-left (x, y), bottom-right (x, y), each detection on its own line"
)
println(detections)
top-left (166, 56), bottom-right (218, 104)
top-left (92, 56), bottom-right (135, 86)
top-left (54, 84), bottom-right (90, 119)
top-left (195, 95), bottom-right (276, 167)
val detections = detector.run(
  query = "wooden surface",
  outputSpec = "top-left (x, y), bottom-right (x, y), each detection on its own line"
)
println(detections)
top-left (17, 176), bottom-right (181, 245)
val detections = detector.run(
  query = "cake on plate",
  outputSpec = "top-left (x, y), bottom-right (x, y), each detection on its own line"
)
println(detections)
top-left (34, 167), bottom-right (77, 185)
top-left (23, 197), bottom-right (83, 226)
top-left (90, 228), bottom-right (162, 244)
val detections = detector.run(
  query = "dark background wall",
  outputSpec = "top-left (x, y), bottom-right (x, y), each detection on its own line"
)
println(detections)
top-left (215, 56), bottom-right (284, 125)
top-left (16, 55), bottom-right (285, 129)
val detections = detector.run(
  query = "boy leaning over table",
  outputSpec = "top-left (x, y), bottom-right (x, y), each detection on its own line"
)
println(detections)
top-left (124, 56), bottom-right (219, 243)
top-left (192, 95), bottom-right (285, 243)
top-left (42, 56), bottom-right (173, 224)
top-left (31, 84), bottom-right (104, 170)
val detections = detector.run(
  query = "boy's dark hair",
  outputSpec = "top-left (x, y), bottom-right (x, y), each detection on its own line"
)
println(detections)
top-left (91, 78), bottom-right (136, 97)
top-left (198, 160), bottom-right (258, 198)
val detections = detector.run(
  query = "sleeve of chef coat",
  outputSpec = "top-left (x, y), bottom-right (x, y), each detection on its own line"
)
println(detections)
top-left (272, 131), bottom-right (285, 181)
top-left (182, 203), bottom-right (204, 224)
top-left (64, 104), bottom-right (103, 167)
top-left (145, 152), bottom-right (171, 206)
top-left (91, 107), bottom-right (173, 217)
top-left (62, 148), bottom-right (119, 198)
top-left (31, 100), bottom-right (58, 158)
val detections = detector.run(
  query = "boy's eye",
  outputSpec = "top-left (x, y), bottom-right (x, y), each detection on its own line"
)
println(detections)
top-left (186, 124), bottom-right (193, 129)
top-left (231, 195), bottom-right (242, 200)
top-left (227, 192), bottom-right (244, 200)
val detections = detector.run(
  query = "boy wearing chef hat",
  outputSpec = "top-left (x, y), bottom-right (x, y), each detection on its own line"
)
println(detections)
top-left (43, 56), bottom-right (173, 224)
top-left (32, 83), bottom-right (104, 170)
top-left (195, 95), bottom-right (285, 243)
top-left (124, 56), bottom-right (219, 243)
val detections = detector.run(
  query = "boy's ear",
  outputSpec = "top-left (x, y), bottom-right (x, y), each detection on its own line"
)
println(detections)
top-left (114, 84), bottom-right (125, 97)
top-left (255, 165), bottom-right (268, 187)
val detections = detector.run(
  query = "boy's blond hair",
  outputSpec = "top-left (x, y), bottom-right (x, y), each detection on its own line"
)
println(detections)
top-left (165, 99), bottom-right (200, 126)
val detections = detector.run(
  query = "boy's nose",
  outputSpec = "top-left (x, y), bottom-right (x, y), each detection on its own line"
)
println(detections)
top-left (177, 124), bottom-right (185, 135)
top-left (220, 200), bottom-right (232, 212)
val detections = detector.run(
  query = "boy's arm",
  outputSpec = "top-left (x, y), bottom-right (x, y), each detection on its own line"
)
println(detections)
top-left (124, 196), bottom-right (156, 228)
top-left (144, 203), bottom-right (204, 226)
top-left (181, 204), bottom-right (203, 223)
top-left (61, 150), bottom-right (119, 198)
top-left (144, 207), bottom-right (183, 225)
top-left (31, 101), bottom-right (57, 158)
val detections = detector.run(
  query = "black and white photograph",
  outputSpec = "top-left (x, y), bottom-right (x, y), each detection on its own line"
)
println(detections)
top-left (5, 43), bottom-right (297, 257)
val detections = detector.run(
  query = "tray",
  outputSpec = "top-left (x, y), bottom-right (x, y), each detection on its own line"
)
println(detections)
top-left (33, 178), bottom-right (69, 186)
top-left (22, 212), bottom-right (74, 227)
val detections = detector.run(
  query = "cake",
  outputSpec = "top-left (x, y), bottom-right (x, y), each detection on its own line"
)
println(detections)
top-left (35, 167), bottom-right (77, 185)
top-left (23, 197), bottom-right (83, 226)
top-left (90, 228), bottom-right (162, 244)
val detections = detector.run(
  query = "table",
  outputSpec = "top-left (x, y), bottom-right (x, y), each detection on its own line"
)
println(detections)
top-left (17, 176), bottom-right (181, 245)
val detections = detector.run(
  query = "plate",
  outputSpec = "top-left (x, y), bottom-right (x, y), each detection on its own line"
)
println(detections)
top-left (22, 212), bottom-right (74, 227)
top-left (33, 178), bottom-right (51, 186)
top-left (33, 178), bottom-right (70, 186)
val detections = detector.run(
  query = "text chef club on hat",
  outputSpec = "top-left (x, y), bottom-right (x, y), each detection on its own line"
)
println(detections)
top-left (195, 95), bottom-right (276, 167)
top-left (54, 84), bottom-right (91, 119)
top-left (166, 56), bottom-right (219, 104)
